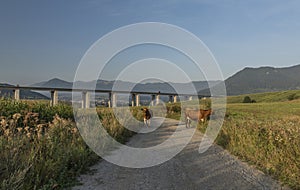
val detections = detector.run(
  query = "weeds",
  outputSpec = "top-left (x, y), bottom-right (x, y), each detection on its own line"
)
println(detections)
top-left (196, 101), bottom-right (300, 189)
top-left (0, 99), bottom-right (134, 189)
top-left (2, 96), bottom-right (299, 189)
top-left (163, 97), bottom-right (299, 189)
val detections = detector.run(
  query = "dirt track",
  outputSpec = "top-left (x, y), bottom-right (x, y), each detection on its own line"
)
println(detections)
top-left (72, 118), bottom-right (288, 190)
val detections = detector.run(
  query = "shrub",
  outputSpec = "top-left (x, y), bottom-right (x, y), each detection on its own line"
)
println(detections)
top-left (243, 96), bottom-right (252, 103)
top-left (287, 93), bottom-right (298, 101)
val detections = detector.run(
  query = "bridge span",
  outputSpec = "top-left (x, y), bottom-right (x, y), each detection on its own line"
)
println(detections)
top-left (0, 85), bottom-right (207, 108)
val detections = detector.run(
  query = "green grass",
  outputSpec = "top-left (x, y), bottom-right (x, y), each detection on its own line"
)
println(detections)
top-left (227, 89), bottom-right (300, 103)
top-left (190, 93), bottom-right (300, 189)
top-left (217, 101), bottom-right (300, 189)
top-left (2, 90), bottom-right (300, 189)
top-left (164, 92), bottom-right (300, 189)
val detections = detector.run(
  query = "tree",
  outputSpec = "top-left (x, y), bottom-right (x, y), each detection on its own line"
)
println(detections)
top-left (243, 96), bottom-right (252, 103)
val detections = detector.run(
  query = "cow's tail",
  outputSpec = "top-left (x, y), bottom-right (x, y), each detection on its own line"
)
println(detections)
top-left (185, 111), bottom-right (189, 128)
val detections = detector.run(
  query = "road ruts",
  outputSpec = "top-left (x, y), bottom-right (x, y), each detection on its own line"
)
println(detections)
top-left (72, 118), bottom-right (289, 190)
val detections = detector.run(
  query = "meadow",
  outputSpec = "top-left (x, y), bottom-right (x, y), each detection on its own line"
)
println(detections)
top-left (1, 91), bottom-right (300, 189)
top-left (200, 97), bottom-right (300, 189)
top-left (166, 93), bottom-right (300, 189)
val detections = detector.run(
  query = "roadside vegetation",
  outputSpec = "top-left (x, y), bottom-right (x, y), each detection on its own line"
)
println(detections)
top-left (0, 99), bottom-right (141, 190)
top-left (1, 89), bottom-right (300, 189)
top-left (164, 92), bottom-right (300, 189)
top-left (196, 95), bottom-right (300, 189)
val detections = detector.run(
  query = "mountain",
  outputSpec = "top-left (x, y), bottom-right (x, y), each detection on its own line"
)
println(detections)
top-left (225, 64), bottom-right (300, 95)
top-left (0, 83), bottom-right (49, 99)
top-left (32, 78), bottom-right (215, 95)
top-left (32, 78), bottom-right (73, 88)
top-left (30, 64), bottom-right (300, 98)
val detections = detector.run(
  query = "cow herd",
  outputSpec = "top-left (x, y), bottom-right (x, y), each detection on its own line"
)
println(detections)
top-left (141, 107), bottom-right (213, 128)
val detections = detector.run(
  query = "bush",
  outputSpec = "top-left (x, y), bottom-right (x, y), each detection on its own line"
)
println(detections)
top-left (287, 93), bottom-right (298, 101)
top-left (243, 96), bottom-right (252, 103)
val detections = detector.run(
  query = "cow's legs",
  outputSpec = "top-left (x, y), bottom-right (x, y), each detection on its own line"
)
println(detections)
top-left (185, 117), bottom-right (188, 128)
top-left (144, 118), bottom-right (150, 127)
top-left (186, 116), bottom-right (191, 128)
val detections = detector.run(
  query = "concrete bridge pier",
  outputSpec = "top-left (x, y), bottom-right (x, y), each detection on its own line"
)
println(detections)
top-left (168, 95), bottom-right (173, 103)
top-left (108, 93), bottom-right (111, 108)
top-left (13, 88), bottom-right (20, 101)
top-left (135, 94), bottom-right (140, 107)
top-left (82, 91), bottom-right (90, 108)
top-left (189, 96), bottom-right (193, 101)
top-left (111, 92), bottom-right (117, 107)
top-left (131, 93), bottom-right (136, 107)
top-left (151, 95), bottom-right (155, 106)
top-left (174, 95), bottom-right (178, 103)
top-left (50, 90), bottom-right (58, 106)
top-left (107, 92), bottom-right (117, 108)
top-left (156, 94), bottom-right (160, 105)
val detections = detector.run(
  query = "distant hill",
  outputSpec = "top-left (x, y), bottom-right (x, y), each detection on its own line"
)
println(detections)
top-left (0, 83), bottom-right (49, 100)
top-left (32, 78), bottom-right (73, 88)
top-left (29, 78), bottom-right (214, 101)
top-left (29, 64), bottom-right (300, 98)
top-left (32, 78), bottom-right (216, 95)
top-left (225, 64), bottom-right (300, 95)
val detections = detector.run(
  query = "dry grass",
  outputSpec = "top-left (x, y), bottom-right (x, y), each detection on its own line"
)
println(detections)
top-left (0, 99), bottom-right (138, 189)
top-left (196, 100), bottom-right (300, 189)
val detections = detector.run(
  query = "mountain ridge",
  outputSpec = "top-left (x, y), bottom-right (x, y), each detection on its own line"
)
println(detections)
top-left (31, 78), bottom-right (217, 94)
top-left (225, 64), bottom-right (300, 95)
top-left (3, 64), bottom-right (300, 97)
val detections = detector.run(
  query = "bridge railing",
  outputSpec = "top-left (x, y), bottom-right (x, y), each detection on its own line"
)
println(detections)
top-left (0, 85), bottom-right (206, 108)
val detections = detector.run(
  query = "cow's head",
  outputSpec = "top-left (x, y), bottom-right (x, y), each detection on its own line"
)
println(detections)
top-left (141, 108), bottom-right (148, 112)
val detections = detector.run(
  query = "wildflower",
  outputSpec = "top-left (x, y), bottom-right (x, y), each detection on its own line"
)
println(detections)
top-left (26, 132), bottom-right (32, 139)
top-left (0, 119), bottom-right (7, 127)
top-left (17, 127), bottom-right (23, 133)
top-left (52, 114), bottom-right (62, 126)
top-left (4, 129), bottom-right (10, 136)
top-left (37, 124), bottom-right (46, 133)
top-left (71, 127), bottom-right (78, 134)
top-left (13, 113), bottom-right (21, 120)
top-left (24, 126), bottom-right (30, 132)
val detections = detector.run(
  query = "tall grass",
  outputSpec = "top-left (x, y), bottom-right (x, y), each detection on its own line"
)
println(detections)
top-left (0, 99), bottom-right (141, 189)
top-left (196, 101), bottom-right (300, 189)
top-left (0, 99), bottom-right (99, 189)
top-left (3, 95), bottom-right (299, 189)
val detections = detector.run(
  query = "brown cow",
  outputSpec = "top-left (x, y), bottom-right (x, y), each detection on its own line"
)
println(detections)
top-left (141, 108), bottom-right (153, 127)
top-left (185, 108), bottom-right (212, 128)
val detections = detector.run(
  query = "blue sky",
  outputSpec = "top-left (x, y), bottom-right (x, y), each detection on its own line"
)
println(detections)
top-left (1, 0), bottom-right (300, 85)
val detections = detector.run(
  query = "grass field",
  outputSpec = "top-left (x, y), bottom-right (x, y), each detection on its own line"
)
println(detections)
top-left (227, 89), bottom-right (300, 103)
top-left (195, 95), bottom-right (300, 189)
top-left (1, 90), bottom-right (300, 189)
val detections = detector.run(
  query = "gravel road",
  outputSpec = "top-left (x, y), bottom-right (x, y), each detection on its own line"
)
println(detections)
top-left (72, 118), bottom-right (288, 190)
